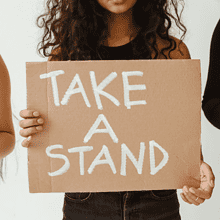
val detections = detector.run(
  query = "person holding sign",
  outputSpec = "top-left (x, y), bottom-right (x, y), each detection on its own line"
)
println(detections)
top-left (202, 19), bottom-right (220, 129)
top-left (0, 55), bottom-right (15, 179)
top-left (19, 0), bottom-right (215, 219)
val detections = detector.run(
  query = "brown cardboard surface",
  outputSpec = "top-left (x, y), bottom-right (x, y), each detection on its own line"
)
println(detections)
top-left (26, 60), bottom-right (201, 193)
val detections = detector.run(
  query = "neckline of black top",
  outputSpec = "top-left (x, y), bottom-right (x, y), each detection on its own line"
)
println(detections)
top-left (97, 32), bottom-right (149, 60)
top-left (100, 33), bottom-right (138, 49)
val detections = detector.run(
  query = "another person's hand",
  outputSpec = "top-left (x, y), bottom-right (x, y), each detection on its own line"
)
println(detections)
top-left (19, 109), bottom-right (44, 147)
top-left (180, 161), bottom-right (215, 206)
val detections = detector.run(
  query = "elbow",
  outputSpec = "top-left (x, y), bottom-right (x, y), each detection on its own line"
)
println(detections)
top-left (8, 133), bottom-right (15, 154)
top-left (0, 132), bottom-right (15, 160)
top-left (6, 132), bottom-right (15, 155)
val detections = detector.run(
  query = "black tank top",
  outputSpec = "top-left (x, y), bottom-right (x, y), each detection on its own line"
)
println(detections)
top-left (98, 33), bottom-right (150, 60)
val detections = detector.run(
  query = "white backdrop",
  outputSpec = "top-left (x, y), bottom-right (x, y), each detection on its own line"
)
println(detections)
top-left (0, 0), bottom-right (219, 219)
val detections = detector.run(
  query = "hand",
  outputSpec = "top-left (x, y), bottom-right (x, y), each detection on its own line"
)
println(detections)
top-left (19, 109), bottom-right (44, 147)
top-left (180, 161), bottom-right (215, 206)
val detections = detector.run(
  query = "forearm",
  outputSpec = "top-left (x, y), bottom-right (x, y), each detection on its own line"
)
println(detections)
top-left (0, 132), bottom-right (15, 160)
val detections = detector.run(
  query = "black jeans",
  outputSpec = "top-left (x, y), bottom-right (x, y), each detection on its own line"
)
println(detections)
top-left (62, 190), bottom-right (181, 220)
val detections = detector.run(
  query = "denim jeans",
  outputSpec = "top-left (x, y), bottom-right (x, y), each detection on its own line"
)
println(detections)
top-left (62, 190), bottom-right (181, 220)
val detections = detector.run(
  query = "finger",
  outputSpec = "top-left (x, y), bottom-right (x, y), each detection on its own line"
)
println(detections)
top-left (20, 109), bottom-right (40, 119)
top-left (19, 118), bottom-right (44, 129)
top-left (189, 187), bottom-right (212, 200)
top-left (19, 126), bottom-right (43, 137)
top-left (188, 188), bottom-right (205, 204)
top-left (183, 192), bottom-right (200, 206)
top-left (180, 192), bottom-right (192, 204)
top-left (21, 136), bottom-right (31, 148)
top-left (183, 187), bottom-right (203, 206)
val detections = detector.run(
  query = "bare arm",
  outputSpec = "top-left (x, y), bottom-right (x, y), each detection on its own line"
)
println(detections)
top-left (0, 55), bottom-right (15, 160)
top-left (169, 37), bottom-right (191, 59)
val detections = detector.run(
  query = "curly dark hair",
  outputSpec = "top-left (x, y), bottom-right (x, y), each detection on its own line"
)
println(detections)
top-left (37, 0), bottom-right (186, 60)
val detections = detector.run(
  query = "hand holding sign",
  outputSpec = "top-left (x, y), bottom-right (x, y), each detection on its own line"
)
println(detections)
top-left (180, 161), bottom-right (215, 206)
top-left (19, 110), bottom-right (44, 147)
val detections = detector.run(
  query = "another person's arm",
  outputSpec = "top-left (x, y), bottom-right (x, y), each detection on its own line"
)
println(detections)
top-left (202, 19), bottom-right (220, 129)
top-left (0, 55), bottom-right (15, 159)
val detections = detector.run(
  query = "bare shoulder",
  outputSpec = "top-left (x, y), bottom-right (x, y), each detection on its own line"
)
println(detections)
top-left (156, 35), bottom-right (191, 59)
top-left (0, 55), bottom-right (10, 88)
top-left (169, 36), bottom-right (191, 59)
top-left (48, 47), bottom-right (61, 61)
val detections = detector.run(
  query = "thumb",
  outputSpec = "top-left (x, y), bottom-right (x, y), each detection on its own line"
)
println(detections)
top-left (201, 162), bottom-right (215, 187)
top-left (21, 136), bottom-right (32, 148)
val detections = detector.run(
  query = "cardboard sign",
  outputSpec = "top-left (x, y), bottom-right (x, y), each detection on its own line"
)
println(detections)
top-left (26, 60), bottom-right (201, 193)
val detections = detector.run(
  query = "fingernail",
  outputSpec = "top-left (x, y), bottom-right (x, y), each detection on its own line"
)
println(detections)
top-left (210, 180), bottom-right (214, 187)
top-left (33, 112), bottom-right (39, 117)
top-left (189, 188), bottom-right (195, 194)
top-left (27, 136), bottom-right (31, 141)
top-left (36, 126), bottom-right (42, 131)
top-left (37, 118), bottom-right (43, 124)
top-left (184, 186), bottom-right (188, 192)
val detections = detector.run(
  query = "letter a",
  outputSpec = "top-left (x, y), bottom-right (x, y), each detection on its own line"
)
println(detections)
top-left (87, 145), bottom-right (116, 174)
top-left (84, 114), bottom-right (118, 143)
top-left (149, 140), bottom-right (169, 175)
